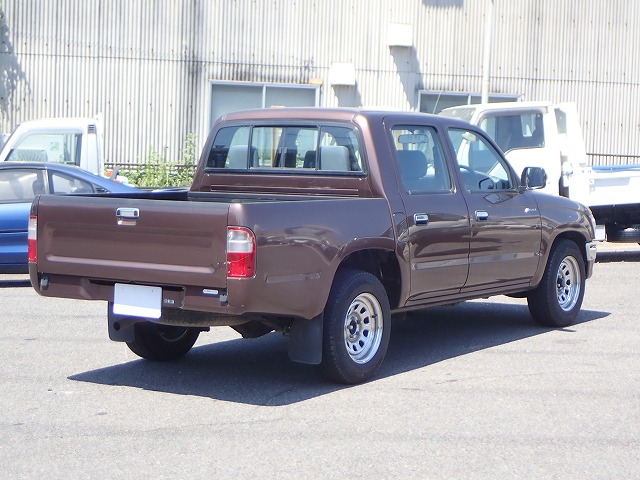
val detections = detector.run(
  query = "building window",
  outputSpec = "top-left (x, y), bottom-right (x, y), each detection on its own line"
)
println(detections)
top-left (418, 91), bottom-right (522, 114)
top-left (210, 82), bottom-right (320, 126)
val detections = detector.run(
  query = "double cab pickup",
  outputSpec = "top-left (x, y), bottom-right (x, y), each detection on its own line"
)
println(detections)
top-left (29, 108), bottom-right (597, 383)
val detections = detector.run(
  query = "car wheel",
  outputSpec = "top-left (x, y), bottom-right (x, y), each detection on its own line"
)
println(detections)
top-left (321, 269), bottom-right (390, 384)
top-left (127, 321), bottom-right (200, 361)
top-left (527, 239), bottom-right (586, 328)
top-left (606, 226), bottom-right (640, 243)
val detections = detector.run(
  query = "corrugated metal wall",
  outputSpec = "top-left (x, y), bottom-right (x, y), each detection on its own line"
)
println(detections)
top-left (0, 0), bottom-right (638, 166)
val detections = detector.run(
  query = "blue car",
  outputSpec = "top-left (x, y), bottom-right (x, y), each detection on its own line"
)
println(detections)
top-left (0, 162), bottom-right (139, 273)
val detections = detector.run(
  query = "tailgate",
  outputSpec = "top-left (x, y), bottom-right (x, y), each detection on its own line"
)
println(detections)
top-left (34, 195), bottom-right (230, 288)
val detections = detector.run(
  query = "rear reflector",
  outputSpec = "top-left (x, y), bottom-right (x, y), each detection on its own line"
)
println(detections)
top-left (27, 216), bottom-right (37, 263)
top-left (227, 227), bottom-right (256, 278)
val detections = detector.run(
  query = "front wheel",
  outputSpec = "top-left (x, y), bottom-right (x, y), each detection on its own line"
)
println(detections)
top-left (127, 322), bottom-right (200, 361)
top-left (321, 269), bottom-right (391, 384)
top-left (527, 239), bottom-right (586, 328)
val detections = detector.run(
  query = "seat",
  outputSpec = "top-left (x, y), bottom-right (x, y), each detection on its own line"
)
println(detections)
top-left (207, 146), bottom-right (229, 168)
top-left (32, 178), bottom-right (46, 195)
top-left (277, 148), bottom-right (297, 168)
top-left (397, 150), bottom-right (427, 186)
top-left (319, 146), bottom-right (350, 171)
top-left (226, 145), bottom-right (249, 169)
top-left (303, 150), bottom-right (317, 169)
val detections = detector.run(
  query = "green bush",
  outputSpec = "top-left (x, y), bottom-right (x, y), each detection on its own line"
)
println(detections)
top-left (118, 133), bottom-right (198, 188)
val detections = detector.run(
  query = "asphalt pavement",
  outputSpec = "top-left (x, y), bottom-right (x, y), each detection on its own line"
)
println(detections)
top-left (1, 242), bottom-right (638, 479)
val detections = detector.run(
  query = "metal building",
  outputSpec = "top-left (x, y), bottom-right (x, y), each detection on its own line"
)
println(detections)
top-left (0, 0), bottom-right (638, 167)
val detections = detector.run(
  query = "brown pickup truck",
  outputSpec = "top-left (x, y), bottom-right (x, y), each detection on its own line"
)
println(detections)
top-left (28, 108), bottom-right (597, 384)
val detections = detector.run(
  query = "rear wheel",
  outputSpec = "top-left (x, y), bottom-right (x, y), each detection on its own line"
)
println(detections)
top-left (321, 269), bottom-right (390, 384)
top-left (527, 239), bottom-right (585, 328)
top-left (127, 322), bottom-right (200, 361)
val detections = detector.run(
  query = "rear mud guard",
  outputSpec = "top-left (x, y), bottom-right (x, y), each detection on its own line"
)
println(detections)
top-left (288, 314), bottom-right (323, 365)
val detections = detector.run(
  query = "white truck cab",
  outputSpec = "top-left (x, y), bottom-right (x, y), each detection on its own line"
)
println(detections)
top-left (0, 116), bottom-right (104, 176)
top-left (441, 101), bottom-right (640, 242)
top-left (440, 101), bottom-right (587, 197)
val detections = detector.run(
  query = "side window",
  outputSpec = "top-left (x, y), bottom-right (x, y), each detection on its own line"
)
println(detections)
top-left (390, 125), bottom-right (452, 193)
top-left (315, 126), bottom-right (362, 172)
top-left (448, 128), bottom-right (514, 191)
top-left (480, 112), bottom-right (544, 152)
top-left (6, 133), bottom-right (82, 165)
top-left (50, 172), bottom-right (94, 194)
top-left (205, 124), bottom-right (363, 173)
top-left (206, 126), bottom-right (251, 169)
top-left (251, 126), bottom-right (319, 169)
top-left (0, 169), bottom-right (44, 201)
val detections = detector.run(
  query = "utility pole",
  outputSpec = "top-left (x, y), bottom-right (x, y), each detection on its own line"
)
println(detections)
top-left (481, 0), bottom-right (494, 104)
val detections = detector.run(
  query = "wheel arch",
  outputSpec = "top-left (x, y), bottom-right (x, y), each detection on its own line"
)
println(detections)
top-left (336, 248), bottom-right (402, 310)
top-left (533, 230), bottom-right (590, 287)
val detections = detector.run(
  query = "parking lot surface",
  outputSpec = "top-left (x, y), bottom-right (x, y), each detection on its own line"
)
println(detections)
top-left (1, 243), bottom-right (639, 479)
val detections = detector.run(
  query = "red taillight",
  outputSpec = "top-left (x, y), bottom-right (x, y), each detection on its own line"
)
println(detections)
top-left (27, 215), bottom-right (37, 263)
top-left (227, 227), bottom-right (256, 278)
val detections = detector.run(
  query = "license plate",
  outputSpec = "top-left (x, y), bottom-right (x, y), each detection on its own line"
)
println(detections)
top-left (113, 283), bottom-right (162, 319)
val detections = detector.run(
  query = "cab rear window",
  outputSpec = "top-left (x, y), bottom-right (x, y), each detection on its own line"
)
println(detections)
top-left (205, 125), bottom-right (364, 174)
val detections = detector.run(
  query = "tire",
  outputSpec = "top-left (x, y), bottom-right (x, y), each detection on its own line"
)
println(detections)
top-left (321, 269), bottom-right (391, 384)
top-left (126, 321), bottom-right (200, 361)
top-left (527, 239), bottom-right (586, 328)
top-left (606, 225), bottom-right (640, 243)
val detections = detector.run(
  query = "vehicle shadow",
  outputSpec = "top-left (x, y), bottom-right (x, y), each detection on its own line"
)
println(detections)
top-left (69, 301), bottom-right (608, 406)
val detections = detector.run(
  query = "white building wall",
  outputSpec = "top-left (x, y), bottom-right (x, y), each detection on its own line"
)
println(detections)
top-left (0, 0), bottom-right (638, 166)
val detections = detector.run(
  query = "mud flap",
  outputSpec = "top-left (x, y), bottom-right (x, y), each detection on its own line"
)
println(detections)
top-left (107, 301), bottom-right (137, 342)
top-left (288, 314), bottom-right (323, 365)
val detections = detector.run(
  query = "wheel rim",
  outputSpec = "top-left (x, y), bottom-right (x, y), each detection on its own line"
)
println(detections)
top-left (343, 293), bottom-right (383, 364)
top-left (556, 256), bottom-right (581, 312)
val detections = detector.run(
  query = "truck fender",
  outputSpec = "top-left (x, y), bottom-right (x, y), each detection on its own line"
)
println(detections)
top-left (288, 314), bottom-right (323, 365)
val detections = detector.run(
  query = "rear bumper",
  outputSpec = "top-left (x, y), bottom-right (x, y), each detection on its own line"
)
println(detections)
top-left (30, 268), bottom-right (231, 314)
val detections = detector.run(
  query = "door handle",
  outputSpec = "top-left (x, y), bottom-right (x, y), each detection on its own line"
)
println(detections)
top-left (116, 207), bottom-right (139, 225)
top-left (475, 210), bottom-right (489, 221)
top-left (414, 213), bottom-right (429, 225)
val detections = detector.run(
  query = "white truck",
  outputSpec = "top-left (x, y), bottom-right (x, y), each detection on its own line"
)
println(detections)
top-left (440, 101), bottom-right (640, 242)
top-left (0, 116), bottom-right (105, 176)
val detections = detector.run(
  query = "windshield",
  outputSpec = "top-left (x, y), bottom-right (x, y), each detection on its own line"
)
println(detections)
top-left (5, 132), bottom-right (82, 166)
top-left (439, 107), bottom-right (476, 123)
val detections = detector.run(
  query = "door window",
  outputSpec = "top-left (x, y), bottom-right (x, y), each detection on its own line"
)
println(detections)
top-left (0, 169), bottom-right (45, 201)
top-left (390, 125), bottom-right (452, 193)
top-left (50, 172), bottom-right (94, 194)
top-left (447, 129), bottom-right (514, 192)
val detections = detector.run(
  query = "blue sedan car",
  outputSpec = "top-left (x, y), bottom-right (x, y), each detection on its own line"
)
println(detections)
top-left (0, 162), bottom-right (139, 273)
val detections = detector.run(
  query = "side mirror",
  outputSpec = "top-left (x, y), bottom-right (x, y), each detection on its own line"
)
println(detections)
top-left (520, 166), bottom-right (547, 190)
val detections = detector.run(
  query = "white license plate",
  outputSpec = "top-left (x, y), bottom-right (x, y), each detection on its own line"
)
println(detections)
top-left (113, 283), bottom-right (162, 319)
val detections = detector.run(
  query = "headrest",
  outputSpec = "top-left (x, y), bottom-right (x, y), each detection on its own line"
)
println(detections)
top-left (397, 150), bottom-right (427, 180)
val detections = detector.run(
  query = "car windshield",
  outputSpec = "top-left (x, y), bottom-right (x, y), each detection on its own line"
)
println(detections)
top-left (439, 107), bottom-right (476, 123)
